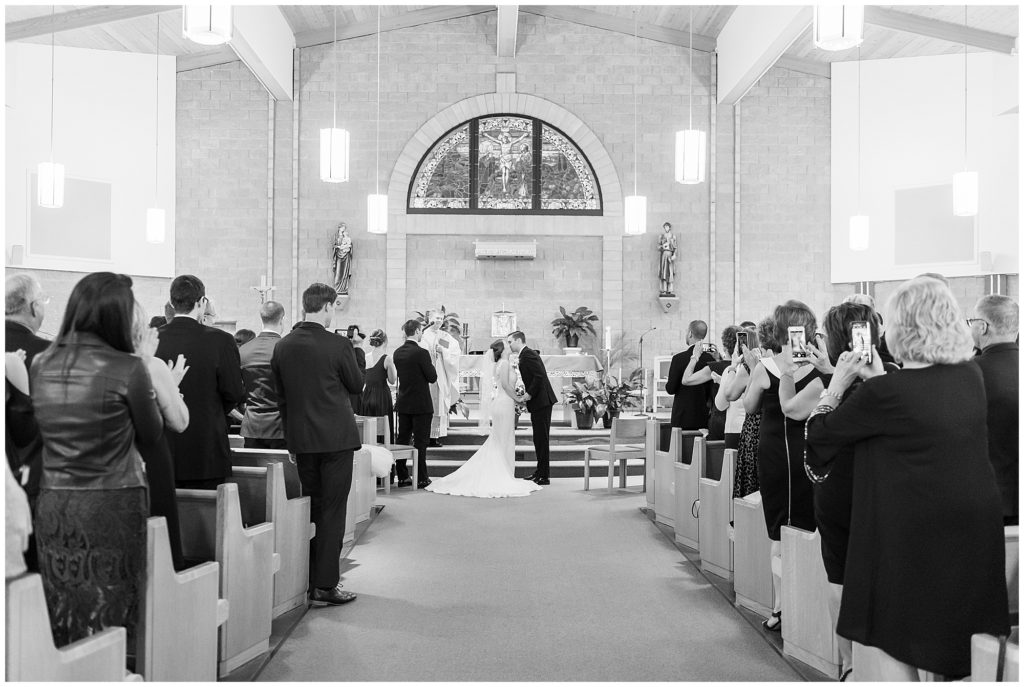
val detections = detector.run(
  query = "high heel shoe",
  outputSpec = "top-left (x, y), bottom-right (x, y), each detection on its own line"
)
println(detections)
top-left (762, 611), bottom-right (782, 632)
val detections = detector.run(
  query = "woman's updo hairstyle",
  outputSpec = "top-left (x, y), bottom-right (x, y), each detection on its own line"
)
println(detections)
top-left (368, 329), bottom-right (387, 348)
top-left (490, 339), bottom-right (505, 362)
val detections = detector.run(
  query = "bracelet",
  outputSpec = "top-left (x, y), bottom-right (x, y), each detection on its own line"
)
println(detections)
top-left (819, 390), bottom-right (843, 405)
top-left (741, 362), bottom-right (750, 374)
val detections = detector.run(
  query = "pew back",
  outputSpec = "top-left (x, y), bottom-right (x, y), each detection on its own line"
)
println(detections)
top-left (733, 493), bottom-right (775, 618)
top-left (673, 435), bottom-right (706, 550)
top-left (698, 448), bottom-right (735, 580)
top-left (1007, 526), bottom-right (1019, 617)
top-left (231, 448), bottom-right (302, 499)
top-left (971, 628), bottom-right (1019, 682)
top-left (781, 525), bottom-right (842, 679)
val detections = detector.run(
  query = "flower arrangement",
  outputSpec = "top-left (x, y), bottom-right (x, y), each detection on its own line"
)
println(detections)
top-left (513, 380), bottom-right (527, 417)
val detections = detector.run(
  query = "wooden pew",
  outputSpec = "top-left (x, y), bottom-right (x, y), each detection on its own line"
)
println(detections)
top-left (698, 446), bottom-right (734, 580)
top-left (358, 414), bottom-right (416, 492)
top-left (733, 492), bottom-right (774, 618)
top-left (672, 433), bottom-right (706, 550)
top-left (344, 449), bottom-right (375, 544)
top-left (780, 525), bottom-right (842, 679)
top-left (138, 517), bottom-right (227, 681)
top-left (231, 447), bottom-right (302, 498)
top-left (177, 483), bottom-right (276, 677)
top-left (1007, 525), bottom-right (1019, 617)
top-left (228, 462), bottom-right (312, 617)
top-left (5, 573), bottom-right (131, 682)
top-left (228, 434), bottom-right (244, 449)
top-left (971, 628), bottom-right (1019, 681)
top-left (644, 419), bottom-right (671, 513)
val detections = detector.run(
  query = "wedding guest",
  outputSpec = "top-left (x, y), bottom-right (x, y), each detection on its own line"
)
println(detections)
top-left (683, 326), bottom-right (736, 440)
top-left (31, 272), bottom-right (164, 663)
top-left (234, 328), bottom-right (256, 347)
top-left (148, 315), bottom-right (167, 329)
top-left (806, 276), bottom-right (1009, 680)
top-left (155, 275), bottom-right (244, 489)
top-left (132, 303), bottom-right (190, 570)
top-left (240, 301), bottom-right (286, 450)
top-left (743, 300), bottom-right (823, 633)
top-left (346, 325), bottom-right (368, 415)
top-left (6, 351), bottom-right (33, 578)
top-left (271, 283), bottom-right (363, 605)
top-left (715, 327), bottom-right (758, 451)
top-left (969, 294), bottom-right (1019, 525)
top-left (361, 328), bottom-right (398, 446)
top-left (393, 319), bottom-right (437, 488)
top-left (665, 320), bottom-right (715, 432)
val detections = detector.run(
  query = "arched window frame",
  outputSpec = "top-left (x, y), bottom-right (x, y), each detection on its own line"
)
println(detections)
top-left (407, 113), bottom-right (603, 216)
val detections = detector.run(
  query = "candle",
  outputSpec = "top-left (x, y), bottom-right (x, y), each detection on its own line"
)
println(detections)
top-left (604, 326), bottom-right (611, 350)
top-left (462, 322), bottom-right (469, 337)
top-left (260, 274), bottom-right (267, 288)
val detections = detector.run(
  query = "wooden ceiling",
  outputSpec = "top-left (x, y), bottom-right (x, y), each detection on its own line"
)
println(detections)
top-left (5, 4), bottom-right (1019, 71)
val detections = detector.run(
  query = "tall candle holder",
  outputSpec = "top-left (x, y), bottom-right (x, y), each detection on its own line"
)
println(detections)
top-left (461, 323), bottom-right (470, 353)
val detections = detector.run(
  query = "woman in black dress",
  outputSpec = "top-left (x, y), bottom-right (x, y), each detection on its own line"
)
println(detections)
top-left (743, 301), bottom-right (824, 632)
top-left (806, 277), bottom-right (1009, 680)
top-left (718, 325), bottom-right (763, 498)
top-left (361, 329), bottom-right (398, 445)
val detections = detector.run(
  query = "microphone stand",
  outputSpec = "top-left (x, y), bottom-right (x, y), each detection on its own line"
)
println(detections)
top-left (638, 326), bottom-right (656, 414)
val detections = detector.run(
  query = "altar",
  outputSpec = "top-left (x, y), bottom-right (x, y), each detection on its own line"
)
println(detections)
top-left (458, 353), bottom-right (603, 405)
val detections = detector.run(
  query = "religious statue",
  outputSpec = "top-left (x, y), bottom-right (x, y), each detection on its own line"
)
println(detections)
top-left (332, 223), bottom-right (353, 295)
top-left (482, 129), bottom-right (530, 193)
top-left (658, 222), bottom-right (677, 296)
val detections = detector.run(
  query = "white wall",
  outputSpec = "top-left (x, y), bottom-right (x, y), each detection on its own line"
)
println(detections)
top-left (5, 43), bottom-right (176, 277)
top-left (831, 52), bottom-right (1019, 282)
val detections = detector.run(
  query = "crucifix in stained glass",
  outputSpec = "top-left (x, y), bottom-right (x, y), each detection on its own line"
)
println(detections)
top-left (477, 116), bottom-right (533, 210)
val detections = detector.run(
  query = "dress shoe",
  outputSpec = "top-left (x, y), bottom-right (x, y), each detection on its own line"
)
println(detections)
top-left (396, 478), bottom-right (413, 488)
top-left (428, 438), bottom-right (443, 448)
top-left (533, 477), bottom-right (550, 485)
top-left (310, 587), bottom-right (357, 606)
top-left (417, 479), bottom-right (432, 489)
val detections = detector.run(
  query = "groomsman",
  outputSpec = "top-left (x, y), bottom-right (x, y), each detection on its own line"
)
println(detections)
top-left (393, 319), bottom-right (437, 488)
top-left (239, 301), bottom-right (286, 450)
top-left (272, 283), bottom-right (363, 605)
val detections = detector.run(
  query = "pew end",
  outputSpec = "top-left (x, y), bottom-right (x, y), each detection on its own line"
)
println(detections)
top-left (672, 433), bottom-right (705, 550)
top-left (698, 446), bottom-right (734, 581)
top-left (649, 423), bottom-right (680, 526)
top-left (6, 573), bottom-right (129, 682)
top-left (1007, 526), bottom-right (1019, 618)
top-left (733, 492), bottom-right (774, 618)
top-left (781, 525), bottom-right (842, 679)
top-left (971, 627), bottom-right (1019, 682)
top-left (138, 517), bottom-right (222, 682)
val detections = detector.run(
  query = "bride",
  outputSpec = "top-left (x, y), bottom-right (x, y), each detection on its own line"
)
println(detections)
top-left (426, 340), bottom-right (541, 498)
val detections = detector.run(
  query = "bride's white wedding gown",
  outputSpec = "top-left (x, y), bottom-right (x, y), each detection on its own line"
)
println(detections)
top-left (426, 360), bottom-right (541, 498)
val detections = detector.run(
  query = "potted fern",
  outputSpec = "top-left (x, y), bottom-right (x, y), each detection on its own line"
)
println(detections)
top-left (562, 374), bottom-right (607, 430)
top-left (550, 306), bottom-right (599, 354)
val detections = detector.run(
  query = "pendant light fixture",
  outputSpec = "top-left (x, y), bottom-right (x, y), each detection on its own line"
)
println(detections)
top-left (182, 5), bottom-right (232, 46)
top-left (624, 10), bottom-right (646, 236)
top-left (320, 7), bottom-right (350, 183)
top-left (147, 14), bottom-right (166, 244)
top-left (953, 5), bottom-right (977, 217)
top-left (38, 6), bottom-right (64, 209)
top-left (367, 6), bottom-right (387, 234)
top-left (813, 5), bottom-right (864, 52)
top-left (675, 7), bottom-right (706, 185)
top-left (849, 47), bottom-right (869, 251)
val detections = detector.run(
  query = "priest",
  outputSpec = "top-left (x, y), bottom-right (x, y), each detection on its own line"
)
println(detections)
top-left (419, 310), bottom-right (461, 446)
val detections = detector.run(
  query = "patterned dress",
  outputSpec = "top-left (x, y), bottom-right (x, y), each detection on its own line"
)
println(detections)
top-left (733, 410), bottom-right (761, 498)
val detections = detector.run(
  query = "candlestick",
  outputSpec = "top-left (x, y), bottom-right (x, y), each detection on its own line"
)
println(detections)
top-left (604, 325), bottom-right (611, 351)
top-left (462, 322), bottom-right (469, 337)
top-left (260, 274), bottom-right (267, 288)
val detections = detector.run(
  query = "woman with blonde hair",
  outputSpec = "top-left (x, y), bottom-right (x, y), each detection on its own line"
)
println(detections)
top-left (806, 276), bottom-right (1008, 680)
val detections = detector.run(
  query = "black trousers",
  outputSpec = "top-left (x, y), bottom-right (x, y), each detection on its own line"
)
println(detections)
top-left (295, 449), bottom-right (354, 590)
top-left (244, 437), bottom-right (288, 450)
top-left (176, 477), bottom-right (225, 490)
top-left (529, 404), bottom-right (553, 478)
top-left (395, 412), bottom-right (431, 482)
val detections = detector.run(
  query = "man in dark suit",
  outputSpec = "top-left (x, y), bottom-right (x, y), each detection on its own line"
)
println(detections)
top-left (239, 300), bottom-right (286, 450)
top-left (507, 331), bottom-right (557, 485)
top-left (665, 320), bottom-right (716, 432)
top-left (392, 319), bottom-right (437, 488)
top-left (155, 275), bottom-right (245, 489)
top-left (272, 283), bottom-right (363, 606)
top-left (970, 294), bottom-right (1019, 526)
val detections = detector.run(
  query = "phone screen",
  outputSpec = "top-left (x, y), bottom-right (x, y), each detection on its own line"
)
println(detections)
top-left (851, 321), bottom-right (872, 363)
top-left (701, 342), bottom-right (711, 353)
top-left (789, 326), bottom-right (808, 361)
top-left (736, 331), bottom-right (748, 351)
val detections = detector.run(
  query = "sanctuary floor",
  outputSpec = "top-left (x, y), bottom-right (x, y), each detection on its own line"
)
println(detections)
top-left (255, 477), bottom-right (808, 682)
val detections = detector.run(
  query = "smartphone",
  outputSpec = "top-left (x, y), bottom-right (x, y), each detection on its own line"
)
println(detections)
top-left (851, 321), bottom-right (872, 363)
top-left (735, 331), bottom-right (748, 351)
top-left (788, 326), bottom-right (808, 361)
top-left (334, 328), bottom-right (354, 339)
top-left (701, 342), bottom-right (712, 353)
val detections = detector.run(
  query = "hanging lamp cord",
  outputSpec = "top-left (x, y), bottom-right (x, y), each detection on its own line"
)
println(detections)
top-left (376, 5), bottom-right (381, 195)
top-left (155, 14), bottom-right (160, 202)
top-left (633, 10), bottom-right (638, 197)
top-left (333, 7), bottom-right (338, 130)
top-left (857, 46), bottom-right (861, 212)
top-left (688, 7), bottom-right (693, 130)
top-left (963, 5), bottom-right (968, 166)
top-left (49, 5), bottom-right (55, 162)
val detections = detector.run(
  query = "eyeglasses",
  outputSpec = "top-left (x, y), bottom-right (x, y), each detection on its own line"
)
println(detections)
top-left (966, 318), bottom-right (989, 330)
top-left (33, 295), bottom-right (51, 306)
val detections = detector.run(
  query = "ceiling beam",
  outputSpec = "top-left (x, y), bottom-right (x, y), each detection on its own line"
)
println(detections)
top-left (176, 46), bottom-right (238, 73)
top-left (520, 6), bottom-right (716, 53)
top-left (6, 5), bottom-right (176, 42)
top-left (864, 7), bottom-right (1016, 55)
top-left (775, 55), bottom-right (831, 79)
top-left (716, 6), bottom-right (813, 105)
top-left (230, 5), bottom-right (295, 101)
top-left (496, 5), bottom-right (519, 58)
top-left (294, 5), bottom-right (493, 49)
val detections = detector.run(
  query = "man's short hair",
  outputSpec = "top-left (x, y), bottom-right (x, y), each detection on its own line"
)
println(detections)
top-left (687, 320), bottom-right (708, 340)
top-left (916, 272), bottom-right (950, 286)
top-left (302, 283), bottom-right (337, 314)
top-left (260, 300), bottom-right (285, 325)
top-left (739, 320), bottom-right (756, 329)
top-left (170, 275), bottom-right (206, 314)
top-left (976, 295), bottom-right (1019, 336)
top-left (402, 319), bottom-right (422, 337)
top-left (5, 274), bottom-right (40, 316)
top-left (508, 331), bottom-right (526, 344)
top-left (234, 329), bottom-right (256, 347)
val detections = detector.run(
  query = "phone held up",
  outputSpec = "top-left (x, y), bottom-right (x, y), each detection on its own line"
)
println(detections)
top-left (850, 321), bottom-right (872, 364)
top-left (735, 331), bottom-right (748, 351)
top-left (788, 326), bottom-right (808, 362)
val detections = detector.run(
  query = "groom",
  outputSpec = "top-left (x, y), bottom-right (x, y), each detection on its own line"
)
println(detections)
top-left (507, 331), bottom-right (557, 485)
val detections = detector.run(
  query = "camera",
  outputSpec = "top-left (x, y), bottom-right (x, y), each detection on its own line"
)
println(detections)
top-left (788, 326), bottom-right (808, 362)
top-left (851, 321), bottom-right (872, 364)
top-left (736, 331), bottom-right (749, 351)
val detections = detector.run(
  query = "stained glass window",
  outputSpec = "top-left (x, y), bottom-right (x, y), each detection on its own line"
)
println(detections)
top-left (408, 115), bottom-right (601, 215)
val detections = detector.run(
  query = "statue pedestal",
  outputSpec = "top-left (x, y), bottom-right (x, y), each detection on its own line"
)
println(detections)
top-left (657, 295), bottom-right (679, 313)
top-left (335, 294), bottom-right (350, 312)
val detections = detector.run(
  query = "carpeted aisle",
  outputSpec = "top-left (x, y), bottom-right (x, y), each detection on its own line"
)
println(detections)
top-left (257, 479), bottom-right (802, 682)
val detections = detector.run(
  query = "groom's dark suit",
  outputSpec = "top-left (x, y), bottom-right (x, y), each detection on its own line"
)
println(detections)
top-left (516, 346), bottom-right (557, 480)
top-left (393, 339), bottom-right (437, 483)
